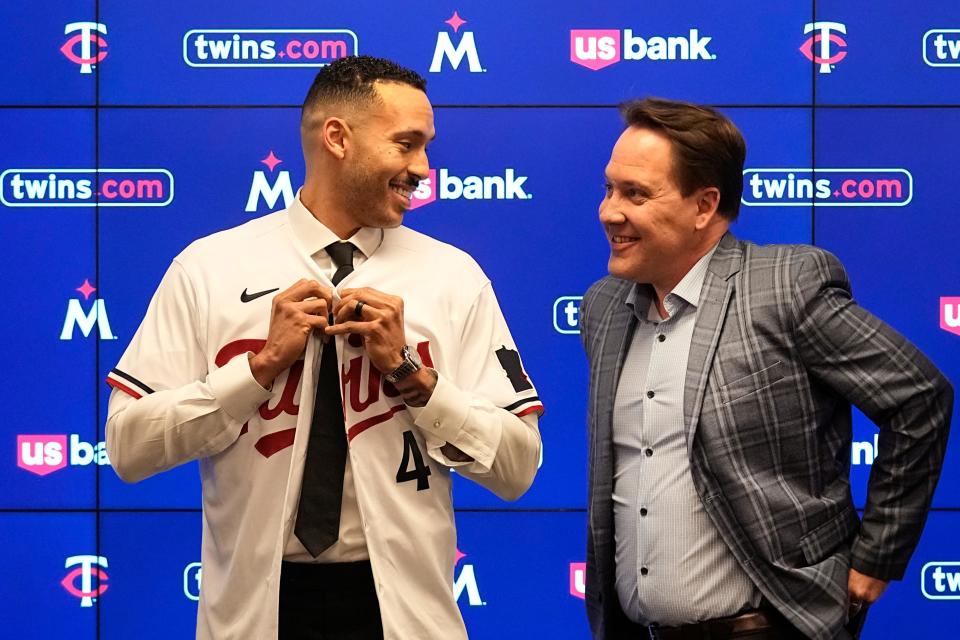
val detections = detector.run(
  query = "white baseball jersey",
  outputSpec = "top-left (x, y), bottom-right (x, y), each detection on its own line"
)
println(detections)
top-left (105, 198), bottom-right (543, 640)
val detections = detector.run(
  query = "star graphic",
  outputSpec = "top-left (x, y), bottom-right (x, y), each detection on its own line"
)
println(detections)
top-left (76, 279), bottom-right (97, 300)
top-left (445, 11), bottom-right (467, 33)
top-left (260, 151), bottom-right (282, 172)
top-left (455, 548), bottom-right (467, 564)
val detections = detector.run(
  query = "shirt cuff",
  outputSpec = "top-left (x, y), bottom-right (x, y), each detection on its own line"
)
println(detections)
top-left (207, 353), bottom-right (274, 423)
top-left (407, 372), bottom-right (501, 471)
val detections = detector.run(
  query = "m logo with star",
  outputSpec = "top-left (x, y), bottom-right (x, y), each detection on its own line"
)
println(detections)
top-left (245, 150), bottom-right (294, 213)
top-left (429, 11), bottom-right (484, 73)
top-left (60, 279), bottom-right (116, 340)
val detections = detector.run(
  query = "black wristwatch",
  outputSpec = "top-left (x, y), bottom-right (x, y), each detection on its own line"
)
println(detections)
top-left (384, 345), bottom-right (423, 384)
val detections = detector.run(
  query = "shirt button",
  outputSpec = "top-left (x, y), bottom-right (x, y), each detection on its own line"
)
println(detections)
top-left (640, 507), bottom-right (648, 516)
top-left (657, 334), bottom-right (666, 342)
top-left (645, 448), bottom-right (653, 457)
top-left (640, 567), bottom-right (649, 576)
top-left (646, 390), bottom-right (655, 399)
top-left (433, 419), bottom-right (441, 428)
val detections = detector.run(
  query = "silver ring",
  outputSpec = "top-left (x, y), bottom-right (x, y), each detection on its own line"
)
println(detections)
top-left (354, 300), bottom-right (365, 318)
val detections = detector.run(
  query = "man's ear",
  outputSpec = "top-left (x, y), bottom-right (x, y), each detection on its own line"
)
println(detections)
top-left (321, 117), bottom-right (350, 160)
top-left (694, 187), bottom-right (722, 230)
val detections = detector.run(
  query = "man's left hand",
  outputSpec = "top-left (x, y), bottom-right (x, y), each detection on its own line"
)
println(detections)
top-left (327, 287), bottom-right (407, 373)
top-left (847, 567), bottom-right (888, 615)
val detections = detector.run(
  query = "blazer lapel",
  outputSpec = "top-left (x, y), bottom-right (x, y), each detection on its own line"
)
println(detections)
top-left (684, 233), bottom-right (742, 453)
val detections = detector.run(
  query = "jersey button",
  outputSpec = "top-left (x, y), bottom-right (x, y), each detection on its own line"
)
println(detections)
top-left (640, 567), bottom-right (649, 576)
top-left (646, 390), bottom-right (655, 399)
top-left (433, 419), bottom-right (441, 429)
top-left (657, 334), bottom-right (666, 342)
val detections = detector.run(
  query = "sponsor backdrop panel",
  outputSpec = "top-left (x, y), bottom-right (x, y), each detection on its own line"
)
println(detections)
top-left (98, 0), bottom-right (811, 106)
top-left (814, 108), bottom-right (960, 509)
top-left (99, 512), bottom-right (201, 640)
top-left (1, 109), bottom-right (98, 508)
top-left (863, 511), bottom-right (960, 635)
top-left (0, 513), bottom-right (97, 639)
top-left (0, 1), bottom-right (97, 105)
top-left (814, 0), bottom-right (960, 104)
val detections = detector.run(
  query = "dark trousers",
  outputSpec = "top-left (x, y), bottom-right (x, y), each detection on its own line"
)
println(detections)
top-left (279, 560), bottom-right (384, 640)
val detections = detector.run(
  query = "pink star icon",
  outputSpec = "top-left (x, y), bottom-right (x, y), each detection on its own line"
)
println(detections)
top-left (455, 548), bottom-right (467, 564)
top-left (76, 279), bottom-right (97, 300)
top-left (260, 151), bottom-right (283, 172)
top-left (445, 11), bottom-right (467, 33)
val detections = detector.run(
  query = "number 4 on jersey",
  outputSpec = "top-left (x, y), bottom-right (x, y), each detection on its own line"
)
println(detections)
top-left (396, 430), bottom-right (431, 491)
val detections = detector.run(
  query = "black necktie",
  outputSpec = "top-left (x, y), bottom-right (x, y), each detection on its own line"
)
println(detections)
top-left (294, 241), bottom-right (356, 557)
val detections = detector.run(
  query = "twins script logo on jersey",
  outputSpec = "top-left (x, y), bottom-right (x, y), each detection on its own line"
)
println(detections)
top-left (408, 168), bottom-right (531, 210)
top-left (61, 279), bottom-right (115, 340)
top-left (924, 30), bottom-right (960, 67)
top-left (245, 150), bottom-right (294, 213)
top-left (183, 29), bottom-right (357, 67)
top-left (800, 22), bottom-right (847, 73)
top-left (570, 28), bottom-right (715, 70)
top-left (430, 11), bottom-right (484, 73)
top-left (17, 434), bottom-right (109, 476)
top-left (454, 549), bottom-right (485, 606)
top-left (569, 562), bottom-right (586, 599)
top-left (61, 22), bottom-right (107, 74)
top-left (62, 555), bottom-right (109, 607)
top-left (941, 297), bottom-right (960, 337)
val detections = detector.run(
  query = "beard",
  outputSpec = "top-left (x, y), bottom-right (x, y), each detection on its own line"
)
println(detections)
top-left (339, 159), bottom-right (412, 230)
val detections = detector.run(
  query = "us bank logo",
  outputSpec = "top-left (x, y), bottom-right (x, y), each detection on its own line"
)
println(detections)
top-left (553, 296), bottom-right (581, 335)
top-left (61, 22), bottom-right (107, 74)
top-left (430, 11), bottom-right (484, 73)
top-left (62, 555), bottom-right (109, 607)
top-left (184, 29), bottom-right (357, 67)
top-left (925, 30), bottom-right (960, 67)
top-left (409, 168), bottom-right (531, 210)
top-left (800, 22), bottom-right (847, 74)
top-left (570, 28), bottom-right (715, 70)
top-left (922, 562), bottom-right (960, 599)
top-left (741, 169), bottom-right (912, 207)
top-left (941, 297), bottom-right (960, 336)
top-left (18, 434), bottom-right (109, 476)
top-left (0, 169), bottom-right (173, 207)
top-left (569, 562), bottom-right (586, 599)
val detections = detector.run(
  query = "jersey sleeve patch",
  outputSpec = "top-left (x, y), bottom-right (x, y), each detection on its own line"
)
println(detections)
top-left (105, 368), bottom-right (155, 399)
top-left (495, 345), bottom-right (533, 393)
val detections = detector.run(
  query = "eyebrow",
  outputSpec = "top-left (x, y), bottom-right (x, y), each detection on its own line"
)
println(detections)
top-left (394, 129), bottom-right (436, 142)
top-left (604, 173), bottom-right (652, 194)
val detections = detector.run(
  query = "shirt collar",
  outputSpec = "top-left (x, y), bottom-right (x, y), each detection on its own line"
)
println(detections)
top-left (624, 240), bottom-right (721, 320)
top-left (287, 189), bottom-right (383, 260)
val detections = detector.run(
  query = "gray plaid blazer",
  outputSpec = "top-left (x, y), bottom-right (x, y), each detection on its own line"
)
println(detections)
top-left (580, 233), bottom-right (953, 640)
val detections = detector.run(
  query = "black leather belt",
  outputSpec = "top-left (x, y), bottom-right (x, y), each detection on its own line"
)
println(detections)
top-left (641, 607), bottom-right (792, 640)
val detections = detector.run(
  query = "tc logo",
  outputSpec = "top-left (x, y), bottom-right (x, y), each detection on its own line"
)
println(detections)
top-left (453, 549), bottom-right (485, 606)
top-left (569, 562), bottom-right (586, 599)
top-left (61, 22), bottom-right (108, 74)
top-left (941, 297), bottom-right (960, 336)
top-left (245, 150), bottom-right (294, 213)
top-left (921, 562), bottom-right (960, 599)
top-left (800, 22), bottom-right (847, 73)
top-left (61, 279), bottom-right (115, 340)
top-left (183, 562), bottom-right (202, 601)
top-left (430, 11), bottom-right (483, 73)
top-left (62, 555), bottom-right (109, 607)
top-left (553, 296), bottom-right (582, 334)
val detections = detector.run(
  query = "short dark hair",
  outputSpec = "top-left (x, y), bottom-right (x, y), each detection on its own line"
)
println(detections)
top-left (302, 55), bottom-right (427, 122)
top-left (619, 97), bottom-right (746, 219)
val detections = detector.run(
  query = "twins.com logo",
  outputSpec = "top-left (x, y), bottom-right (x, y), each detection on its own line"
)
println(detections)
top-left (183, 29), bottom-right (357, 67)
top-left (0, 169), bottom-right (173, 207)
top-left (741, 169), bottom-right (913, 207)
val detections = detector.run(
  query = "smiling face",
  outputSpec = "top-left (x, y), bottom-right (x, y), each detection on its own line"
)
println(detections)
top-left (339, 81), bottom-right (435, 229)
top-left (600, 126), bottom-right (726, 292)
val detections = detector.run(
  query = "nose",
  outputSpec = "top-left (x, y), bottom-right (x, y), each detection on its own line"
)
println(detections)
top-left (598, 196), bottom-right (626, 226)
top-left (408, 147), bottom-right (430, 184)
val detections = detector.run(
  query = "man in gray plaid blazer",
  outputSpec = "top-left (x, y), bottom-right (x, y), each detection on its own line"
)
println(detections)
top-left (580, 98), bottom-right (953, 639)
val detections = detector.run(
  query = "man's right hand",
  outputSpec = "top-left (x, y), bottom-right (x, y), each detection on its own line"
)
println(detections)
top-left (249, 279), bottom-right (333, 388)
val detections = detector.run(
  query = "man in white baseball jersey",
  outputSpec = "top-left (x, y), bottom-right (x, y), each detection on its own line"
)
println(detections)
top-left (105, 55), bottom-right (543, 640)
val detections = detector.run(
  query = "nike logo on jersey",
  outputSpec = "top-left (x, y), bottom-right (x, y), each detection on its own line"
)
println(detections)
top-left (240, 287), bottom-right (279, 303)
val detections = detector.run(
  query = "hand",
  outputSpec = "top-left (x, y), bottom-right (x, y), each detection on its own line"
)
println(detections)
top-left (326, 287), bottom-right (406, 374)
top-left (847, 568), bottom-right (888, 617)
top-left (250, 279), bottom-right (333, 387)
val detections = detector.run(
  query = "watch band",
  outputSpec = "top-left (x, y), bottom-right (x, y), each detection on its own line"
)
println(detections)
top-left (385, 346), bottom-right (422, 384)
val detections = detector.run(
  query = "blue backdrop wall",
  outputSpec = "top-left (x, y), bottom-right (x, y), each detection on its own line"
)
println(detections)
top-left (3, 1), bottom-right (959, 637)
